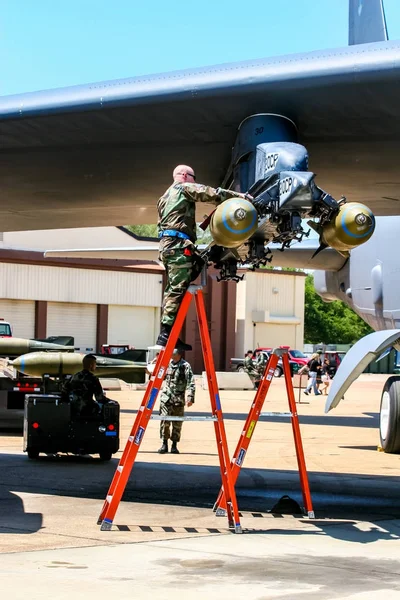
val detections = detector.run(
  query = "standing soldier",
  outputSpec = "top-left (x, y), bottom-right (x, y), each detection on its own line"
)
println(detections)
top-left (254, 350), bottom-right (268, 389)
top-left (158, 349), bottom-right (195, 454)
top-left (243, 350), bottom-right (257, 386)
top-left (156, 164), bottom-right (252, 350)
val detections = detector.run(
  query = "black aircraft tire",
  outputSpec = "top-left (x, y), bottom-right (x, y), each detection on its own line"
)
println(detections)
top-left (27, 449), bottom-right (40, 459)
top-left (99, 451), bottom-right (112, 461)
top-left (379, 377), bottom-right (400, 454)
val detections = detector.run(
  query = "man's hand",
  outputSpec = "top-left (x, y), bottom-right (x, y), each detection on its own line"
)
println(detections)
top-left (186, 399), bottom-right (194, 407)
top-left (252, 195), bottom-right (270, 215)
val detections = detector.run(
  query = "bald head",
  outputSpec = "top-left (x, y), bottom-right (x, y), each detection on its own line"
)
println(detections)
top-left (173, 165), bottom-right (196, 184)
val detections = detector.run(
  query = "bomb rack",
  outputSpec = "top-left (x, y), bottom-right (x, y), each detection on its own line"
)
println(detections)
top-left (97, 283), bottom-right (242, 533)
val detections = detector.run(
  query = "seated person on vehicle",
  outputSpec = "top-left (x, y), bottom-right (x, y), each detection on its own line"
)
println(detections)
top-left (61, 354), bottom-right (109, 417)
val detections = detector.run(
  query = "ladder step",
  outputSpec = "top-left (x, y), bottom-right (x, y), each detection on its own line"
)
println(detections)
top-left (259, 412), bottom-right (293, 417)
top-left (150, 415), bottom-right (218, 422)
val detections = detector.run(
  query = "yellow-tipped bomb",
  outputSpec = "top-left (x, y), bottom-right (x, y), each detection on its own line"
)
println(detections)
top-left (322, 202), bottom-right (375, 253)
top-left (210, 198), bottom-right (258, 248)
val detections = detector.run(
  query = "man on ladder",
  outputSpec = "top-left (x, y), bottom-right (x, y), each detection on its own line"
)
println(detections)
top-left (158, 348), bottom-right (195, 455)
top-left (156, 164), bottom-right (252, 350)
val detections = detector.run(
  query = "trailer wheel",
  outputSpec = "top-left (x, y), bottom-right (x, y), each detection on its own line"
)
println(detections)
top-left (99, 451), bottom-right (112, 461)
top-left (380, 376), bottom-right (400, 454)
top-left (27, 449), bottom-right (39, 459)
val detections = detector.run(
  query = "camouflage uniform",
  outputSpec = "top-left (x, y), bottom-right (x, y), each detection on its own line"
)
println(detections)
top-left (158, 182), bottom-right (245, 327)
top-left (159, 358), bottom-right (195, 442)
top-left (61, 369), bottom-right (106, 417)
top-left (244, 355), bottom-right (257, 383)
top-left (254, 352), bottom-right (268, 387)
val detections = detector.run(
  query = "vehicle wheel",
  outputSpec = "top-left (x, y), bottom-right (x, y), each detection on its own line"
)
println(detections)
top-left (27, 449), bottom-right (39, 459)
top-left (99, 451), bottom-right (112, 461)
top-left (237, 365), bottom-right (245, 373)
top-left (380, 376), bottom-right (400, 454)
top-left (274, 366), bottom-right (283, 378)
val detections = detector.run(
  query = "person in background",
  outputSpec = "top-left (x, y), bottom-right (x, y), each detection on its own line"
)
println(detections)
top-left (158, 348), bottom-right (195, 454)
top-left (320, 357), bottom-right (331, 395)
top-left (253, 349), bottom-right (268, 389)
top-left (61, 354), bottom-right (109, 416)
top-left (304, 352), bottom-right (322, 396)
top-left (243, 350), bottom-right (257, 383)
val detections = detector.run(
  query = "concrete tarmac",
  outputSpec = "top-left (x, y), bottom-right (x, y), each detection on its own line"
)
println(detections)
top-left (1, 374), bottom-right (400, 599)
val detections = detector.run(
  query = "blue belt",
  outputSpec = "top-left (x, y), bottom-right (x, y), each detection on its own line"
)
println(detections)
top-left (159, 229), bottom-right (190, 240)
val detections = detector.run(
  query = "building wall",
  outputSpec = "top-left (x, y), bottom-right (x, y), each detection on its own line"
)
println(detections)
top-left (47, 302), bottom-right (97, 351)
top-left (0, 262), bottom-right (162, 307)
top-left (0, 250), bottom-right (305, 369)
top-left (107, 304), bottom-right (160, 348)
top-left (0, 299), bottom-right (35, 338)
top-left (235, 270), bottom-right (305, 356)
top-left (0, 258), bottom-right (162, 351)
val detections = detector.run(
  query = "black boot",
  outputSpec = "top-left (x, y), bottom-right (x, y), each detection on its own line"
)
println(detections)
top-left (158, 440), bottom-right (168, 454)
top-left (156, 324), bottom-right (192, 352)
top-left (170, 441), bottom-right (180, 454)
top-left (156, 324), bottom-right (171, 347)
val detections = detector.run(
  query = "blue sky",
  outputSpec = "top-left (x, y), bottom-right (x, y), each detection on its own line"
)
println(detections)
top-left (1, 0), bottom-right (399, 97)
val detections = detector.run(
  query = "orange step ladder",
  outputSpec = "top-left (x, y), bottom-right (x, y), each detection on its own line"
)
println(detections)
top-left (98, 284), bottom-right (242, 533)
top-left (214, 349), bottom-right (314, 518)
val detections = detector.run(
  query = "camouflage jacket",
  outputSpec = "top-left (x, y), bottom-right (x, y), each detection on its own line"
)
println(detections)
top-left (61, 369), bottom-right (106, 407)
top-left (244, 355), bottom-right (257, 376)
top-left (158, 183), bottom-right (245, 249)
top-left (255, 352), bottom-right (268, 377)
top-left (159, 358), bottom-right (195, 405)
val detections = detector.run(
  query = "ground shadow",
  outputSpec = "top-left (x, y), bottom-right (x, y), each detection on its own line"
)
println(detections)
top-left (0, 490), bottom-right (42, 534)
top-left (246, 520), bottom-right (400, 544)
top-left (339, 445), bottom-right (378, 451)
top-left (120, 409), bottom-right (380, 429)
top-left (1, 450), bottom-right (400, 542)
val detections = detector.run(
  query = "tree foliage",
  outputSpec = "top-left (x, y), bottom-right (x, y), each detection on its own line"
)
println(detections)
top-left (125, 224), bottom-right (158, 238)
top-left (125, 223), bottom-right (213, 243)
top-left (304, 274), bottom-right (373, 344)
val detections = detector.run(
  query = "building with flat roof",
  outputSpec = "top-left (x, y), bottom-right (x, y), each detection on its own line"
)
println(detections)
top-left (0, 227), bottom-right (305, 370)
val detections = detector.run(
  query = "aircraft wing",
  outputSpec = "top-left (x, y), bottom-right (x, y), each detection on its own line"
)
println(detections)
top-left (326, 329), bottom-right (400, 412)
top-left (1, 39), bottom-right (400, 232)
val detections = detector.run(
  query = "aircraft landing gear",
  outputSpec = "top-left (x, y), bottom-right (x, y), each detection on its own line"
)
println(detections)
top-left (380, 376), bottom-right (400, 453)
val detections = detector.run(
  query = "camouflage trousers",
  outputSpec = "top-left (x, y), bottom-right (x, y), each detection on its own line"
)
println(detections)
top-left (161, 248), bottom-right (193, 327)
top-left (159, 400), bottom-right (185, 442)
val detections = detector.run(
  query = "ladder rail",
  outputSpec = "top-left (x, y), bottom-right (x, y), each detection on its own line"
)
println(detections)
top-left (214, 352), bottom-right (279, 513)
top-left (214, 351), bottom-right (314, 519)
top-left (282, 352), bottom-right (314, 518)
top-left (195, 291), bottom-right (242, 533)
top-left (98, 291), bottom-right (192, 528)
top-left (98, 286), bottom-right (243, 532)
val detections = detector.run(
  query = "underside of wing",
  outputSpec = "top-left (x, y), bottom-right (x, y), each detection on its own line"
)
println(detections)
top-left (1, 41), bottom-right (400, 231)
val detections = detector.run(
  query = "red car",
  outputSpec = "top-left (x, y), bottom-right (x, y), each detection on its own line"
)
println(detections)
top-left (256, 346), bottom-right (308, 367)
